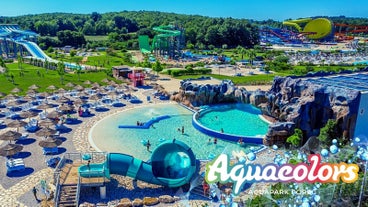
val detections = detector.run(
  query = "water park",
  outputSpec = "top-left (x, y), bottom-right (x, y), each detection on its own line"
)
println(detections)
top-left (0, 14), bottom-right (368, 207)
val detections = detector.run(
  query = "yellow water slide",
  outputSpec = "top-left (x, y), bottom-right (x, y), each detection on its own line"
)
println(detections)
top-left (283, 18), bottom-right (333, 40)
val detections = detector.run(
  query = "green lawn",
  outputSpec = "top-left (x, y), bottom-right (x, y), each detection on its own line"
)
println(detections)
top-left (0, 63), bottom-right (119, 95)
top-left (177, 73), bottom-right (288, 85)
top-left (85, 35), bottom-right (109, 41)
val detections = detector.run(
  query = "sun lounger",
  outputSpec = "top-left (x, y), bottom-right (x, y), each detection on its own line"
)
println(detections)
top-left (19, 133), bottom-right (29, 140)
top-left (6, 158), bottom-right (25, 172)
top-left (43, 147), bottom-right (58, 155)
top-left (46, 156), bottom-right (60, 167)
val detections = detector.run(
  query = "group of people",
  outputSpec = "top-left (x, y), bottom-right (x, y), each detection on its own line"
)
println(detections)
top-left (177, 126), bottom-right (184, 134)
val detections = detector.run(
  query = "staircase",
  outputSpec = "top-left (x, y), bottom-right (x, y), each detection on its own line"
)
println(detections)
top-left (57, 184), bottom-right (79, 207)
top-left (190, 176), bottom-right (209, 199)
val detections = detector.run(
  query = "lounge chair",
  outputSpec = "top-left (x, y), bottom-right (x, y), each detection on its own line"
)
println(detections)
top-left (43, 147), bottom-right (58, 155)
top-left (46, 156), bottom-right (60, 167)
top-left (6, 158), bottom-right (25, 172)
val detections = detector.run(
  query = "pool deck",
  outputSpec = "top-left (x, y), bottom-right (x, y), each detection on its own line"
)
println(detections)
top-left (0, 81), bottom-right (276, 206)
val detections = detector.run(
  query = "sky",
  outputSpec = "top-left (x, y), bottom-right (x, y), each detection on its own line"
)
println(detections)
top-left (1, 0), bottom-right (368, 21)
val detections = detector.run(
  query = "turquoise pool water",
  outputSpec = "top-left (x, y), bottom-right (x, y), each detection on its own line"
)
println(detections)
top-left (198, 104), bottom-right (269, 137)
top-left (89, 103), bottom-right (261, 160)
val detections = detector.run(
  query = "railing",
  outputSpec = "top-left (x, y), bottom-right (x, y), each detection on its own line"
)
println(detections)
top-left (75, 176), bottom-right (81, 206)
top-left (53, 171), bottom-right (62, 207)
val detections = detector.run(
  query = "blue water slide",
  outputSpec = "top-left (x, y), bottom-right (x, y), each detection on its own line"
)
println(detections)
top-left (118, 115), bottom-right (171, 129)
top-left (79, 140), bottom-right (198, 188)
top-left (16, 40), bottom-right (52, 60)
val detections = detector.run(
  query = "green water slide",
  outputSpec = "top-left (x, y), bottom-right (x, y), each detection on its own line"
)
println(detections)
top-left (138, 35), bottom-right (151, 54)
top-left (283, 18), bottom-right (333, 40)
top-left (79, 140), bottom-right (197, 188)
top-left (152, 25), bottom-right (182, 50)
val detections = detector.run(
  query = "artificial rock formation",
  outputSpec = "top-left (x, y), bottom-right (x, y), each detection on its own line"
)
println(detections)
top-left (175, 76), bottom-right (360, 146)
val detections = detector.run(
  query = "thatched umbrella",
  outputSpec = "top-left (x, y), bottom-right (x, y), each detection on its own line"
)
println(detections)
top-left (73, 98), bottom-right (86, 105)
top-left (47, 111), bottom-right (63, 119)
top-left (59, 104), bottom-right (74, 112)
top-left (26, 89), bottom-right (38, 95)
top-left (47, 85), bottom-right (57, 91)
top-left (57, 88), bottom-right (66, 94)
top-left (91, 82), bottom-right (100, 89)
top-left (11, 87), bottom-right (22, 94)
top-left (75, 85), bottom-right (84, 91)
top-left (89, 94), bottom-right (102, 101)
top-left (20, 110), bottom-right (38, 121)
top-left (38, 137), bottom-right (62, 148)
top-left (0, 131), bottom-right (22, 143)
top-left (58, 96), bottom-right (71, 104)
top-left (7, 120), bottom-right (27, 132)
top-left (6, 100), bottom-right (19, 107)
top-left (37, 103), bottom-right (53, 111)
top-left (5, 94), bottom-right (19, 100)
top-left (23, 95), bottom-right (36, 102)
top-left (39, 119), bottom-right (57, 128)
top-left (65, 82), bottom-right (75, 88)
top-left (83, 80), bottom-right (91, 85)
top-left (38, 92), bottom-right (50, 99)
top-left (28, 84), bottom-right (40, 90)
top-left (0, 144), bottom-right (23, 157)
top-left (101, 78), bottom-right (109, 83)
top-left (35, 127), bottom-right (57, 138)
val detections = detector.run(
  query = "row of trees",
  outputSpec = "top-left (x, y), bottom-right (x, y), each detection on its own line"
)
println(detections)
top-left (0, 11), bottom-right (260, 49)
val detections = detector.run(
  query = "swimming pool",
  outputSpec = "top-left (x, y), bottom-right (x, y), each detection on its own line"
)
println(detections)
top-left (195, 104), bottom-right (269, 138)
top-left (89, 103), bottom-right (262, 160)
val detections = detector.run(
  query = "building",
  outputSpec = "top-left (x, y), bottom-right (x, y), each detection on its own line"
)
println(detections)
top-left (128, 68), bottom-right (145, 87)
top-left (112, 65), bottom-right (132, 79)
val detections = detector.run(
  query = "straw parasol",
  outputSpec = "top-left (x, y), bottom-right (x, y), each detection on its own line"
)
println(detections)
top-left (5, 94), bottom-right (19, 100)
top-left (35, 127), bottom-right (57, 137)
top-left (39, 119), bottom-right (57, 128)
top-left (75, 85), bottom-right (84, 91)
top-left (28, 84), bottom-right (40, 90)
top-left (7, 120), bottom-right (27, 132)
top-left (47, 85), bottom-right (57, 91)
top-left (0, 131), bottom-right (22, 143)
top-left (47, 111), bottom-right (62, 119)
top-left (11, 87), bottom-right (22, 94)
top-left (57, 88), bottom-right (66, 94)
top-left (89, 94), bottom-right (102, 101)
top-left (58, 104), bottom-right (74, 112)
top-left (27, 89), bottom-right (38, 95)
top-left (38, 137), bottom-right (62, 148)
top-left (23, 95), bottom-right (36, 102)
top-left (20, 110), bottom-right (38, 120)
top-left (101, 78), bottom-right (109, 83)
top-left (65, 82), bottom-right (75, 88)
top-left (58, 96), bottom-right (71, 103)
top-left (6, 100), bottom-right (19, 107)
top-left (83, 80), bottom-right (92, 85)
top-left (73, 98), bottom-right (85, 105)
top-left (37, 103), bottom-right (53, 111)
top-left (38, 92), bottom-right (50, 98)
top-left (0, 144), bottom-right (23, 157)
top-left (91, 82), bottom-right (100, 89)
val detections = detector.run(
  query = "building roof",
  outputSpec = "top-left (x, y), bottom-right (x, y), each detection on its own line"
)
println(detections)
top-left (112, 65), bottom-right (131, 71)
top-left (304, 72), bottom-right (368, 93)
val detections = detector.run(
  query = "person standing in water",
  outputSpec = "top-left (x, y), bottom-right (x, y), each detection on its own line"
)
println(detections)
top-left (146, 140), bottom-right (151, 151)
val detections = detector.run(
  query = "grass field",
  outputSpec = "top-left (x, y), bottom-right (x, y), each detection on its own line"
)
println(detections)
top-left (0, 63), bottom-right (119, 95)
top-left (85, 35), bottom-right (109, 41)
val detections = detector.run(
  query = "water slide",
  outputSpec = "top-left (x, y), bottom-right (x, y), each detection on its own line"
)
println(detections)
top-left (16, 40), bottom-right (53, 61)
top-left (138, 35), bottom-right (151, 54)
top-left (79, 140), bottom-right (197, 188)
top-left (283, 18), bottom-right (333, 40)
top-left (152, 25), bottom-right (181, 50)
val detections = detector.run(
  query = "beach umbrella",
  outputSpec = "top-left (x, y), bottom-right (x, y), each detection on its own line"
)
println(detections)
top-left (75, 85), bottom-right (84, 91)
top-left (65, 82), bottom-right (75, 88)
top-left (0, 131), bottom-right (22, 142)
top-left (47, 85), bottom-right (57, 91)
top-left (101, 78), bottom-right (109, 83)
top-left (91, 82), bottom-right (100, 89)
top-left (46, 111), bottom-right (63, 119)
top-left (38, 92), bottom-right (50, 99)
top-left (5, 94), bottom-right (19, 100)
top-left (83, 80), bottom-right (91, 85)
top-left (58, 96), bottom-right (71, 103)
top-left (89, 94), bottom-right (102, 101)
top-left (57, 88), bottom-right (66, 94)
top-left (28, 84), bottom-right (40, 90)
top-left (7, 120), bottom-right (27, 132)
top-left (26, 89), bottom-right (38, 95)
top-left (11, 87), bottom-right (22, 94)
top-left (35, 127), bottom-right (57, 138)
top-left (20, 110), bottom-right (38, 120)
top-left (39, 119), bottom-right (57, 128)
top-left (38, 137), bottom-right (62, 148)
top-left (6, 100), bottom-right (19, 107)
top-left (23, 95), bottom-right (36, 102)
top-left (0, 144), bottom-right (23, 157)
top-left (37, 103), bottom-right (53, 111)
top-left (58, 104), bottom-right (74, 112)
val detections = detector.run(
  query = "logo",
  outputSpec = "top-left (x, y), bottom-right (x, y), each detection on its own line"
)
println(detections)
top-left (205, 154), bottom-right (359, 195)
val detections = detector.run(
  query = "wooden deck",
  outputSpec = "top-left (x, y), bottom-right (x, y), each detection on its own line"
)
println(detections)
top-left (60, 162), bottom-right (108, 186)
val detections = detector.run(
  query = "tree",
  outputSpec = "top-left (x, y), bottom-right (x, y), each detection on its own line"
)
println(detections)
top-left (236, 46), bottom-right (247, 59)
top-left (247, 49), bottom-right (257, 66)
top-left (75, 63), bottom-right (82, 81)
top-left (152, 60), bottom-right (163, 75)
top-left (17, 55), bottom-right (24, 77)
top-left (318, 119), bottom-right (338, 146)
top-left (57, 62), bottom-right (65, 84)
top-left (286, 128), bottom-right (303, 147)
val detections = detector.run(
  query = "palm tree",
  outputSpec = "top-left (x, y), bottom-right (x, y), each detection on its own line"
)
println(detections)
top-left (152, 60), bottom-right (163, 75)
top-left (236, 46), bottom-right (247, 60)
top-left (247, 49), bottom-right (257, 67)
top-left (17, 55), bottom-right (24, 76)
top-left (57, 62), bottom-right (65, 84)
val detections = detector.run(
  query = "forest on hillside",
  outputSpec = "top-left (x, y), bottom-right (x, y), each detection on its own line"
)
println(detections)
top-left (0, 11), bottom-right (367, 50)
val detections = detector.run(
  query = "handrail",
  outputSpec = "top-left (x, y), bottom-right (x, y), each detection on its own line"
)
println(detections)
top-left (75, 176), bottom-right (81, 206)
top-left (53, 172), bottom-right (62, 207)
